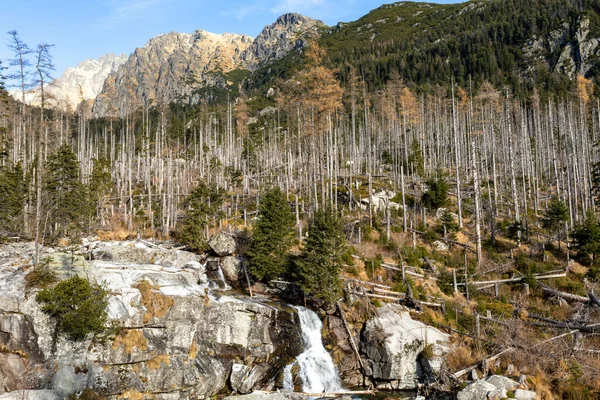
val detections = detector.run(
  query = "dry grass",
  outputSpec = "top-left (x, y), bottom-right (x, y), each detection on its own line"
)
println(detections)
top-left (134, 280), bottom-right (174, 324)
top-left (117, 390), bottom-right (144, 400)
top-left (146, 354), bottom-right (170, 370)
top-left (112, 329), bottom-right (148, 355)
top-left (188, 340), bottom-right (198, 360)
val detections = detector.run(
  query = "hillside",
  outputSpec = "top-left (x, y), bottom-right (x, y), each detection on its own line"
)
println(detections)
top-left (249, 0), bottom-right (600, 98)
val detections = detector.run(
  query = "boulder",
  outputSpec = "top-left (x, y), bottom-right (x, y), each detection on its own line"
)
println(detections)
top-left (360, 304), bottom-right (449, 389)
top-left (486, 375), bottom-right (520, 391)
top-left (436, 208), bottom-right (458, 221)
top-left (222, 256), bottom-right (242, 284)
top-left (514, 389), bottom-right (537, 400)
top-left (208, 234), bottom-right (237, 256)
top-left (457, 380), bottom-right (498, 400)
top-left (432, 240), bottom-right (449, 252)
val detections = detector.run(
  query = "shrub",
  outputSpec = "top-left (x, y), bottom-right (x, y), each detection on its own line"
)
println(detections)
top-left (36, 275), bottom-right (109, 341)
top-left (25, 258), bottom-right (58, 289)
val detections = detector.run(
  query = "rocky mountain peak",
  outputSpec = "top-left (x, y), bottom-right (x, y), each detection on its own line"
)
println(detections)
top-left (92, 14), bottom-right (325, 117)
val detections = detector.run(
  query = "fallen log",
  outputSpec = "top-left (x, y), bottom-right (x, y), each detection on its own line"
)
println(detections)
top-left (526, 313), bottom-right (600, 333)
top-left (538, 283), bottom-right (589, 303)
top-left (336, 301), bottom-right (366, 372)
top-left (589, 292), bottom-right (600, 308)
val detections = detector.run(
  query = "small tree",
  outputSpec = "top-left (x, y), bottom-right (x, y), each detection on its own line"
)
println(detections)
top-left (36, 275), bottom-right (108, 341)
top-left (246, 187), bottom-right (295, 282)
top-left (180, 181), bottom-right (225, 252)
top-left (421, 175), bottom-right (449, 210)
top-left (295, 206), bottom-right (346, 304)
top-left (44, 144), bottom-right (88, 237)
top-left (0, 163), bottom-right (27, 236)
top-left (542, 196), bottom-right (569, 247)
top-left (571, 209), bottom-right (600, 266)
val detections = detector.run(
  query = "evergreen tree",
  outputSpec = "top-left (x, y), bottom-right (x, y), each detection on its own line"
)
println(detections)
top-left (571, 209), bottom-right (600, 266)
top-left (44, 144), bottom-right (88, 237)
top-left (88, 157), bottom-right (113, 225)
top-left (541, 195), bottom-right (569, 246)
top-left (36, 275), bottom-right (108, 341)
top-left (421, 175), bottom-right (449, 210)
top-left (246, 187), bottom-right (294, 282)
top-left (0, 163), bottom-right (27, 236)
top-left (180, 181), bottom-right (225, 252)
top-left (295, 206), bottom-right (346, 304)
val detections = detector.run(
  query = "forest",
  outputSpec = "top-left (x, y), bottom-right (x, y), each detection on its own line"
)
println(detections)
top-left (2, 24), bottom-right (600, 397)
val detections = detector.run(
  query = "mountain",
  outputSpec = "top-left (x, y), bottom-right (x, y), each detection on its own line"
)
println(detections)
top-left (10, 53), bottom-right (127, 110)
top-left (92, 13), bottom-right (324, 117)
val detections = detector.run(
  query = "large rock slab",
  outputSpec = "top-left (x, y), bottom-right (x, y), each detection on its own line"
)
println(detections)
top-left (360, 304), bottom-right (449, 390)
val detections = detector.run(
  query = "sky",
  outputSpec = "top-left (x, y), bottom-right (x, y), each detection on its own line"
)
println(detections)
top-left (1, 0), bottom-right (459, 79)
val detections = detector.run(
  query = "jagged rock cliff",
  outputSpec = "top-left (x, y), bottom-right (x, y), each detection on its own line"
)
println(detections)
top-left (92, 13), bottom-right (324, 117)
top-left (10, 53), bottom-right (126, 111)
top-left (0, 241), bottom-right (302, 399)
top-left (92, 31), bottom-right (253, 117)
top-left (239, 13), bottom-right (324, 71)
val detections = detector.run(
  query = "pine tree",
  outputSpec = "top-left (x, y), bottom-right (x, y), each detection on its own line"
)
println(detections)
top-left (180, 181), bottom-right (226, 252)
top-left (541, 195), bottom-right (569, 247)
top-left (571, 209), bottom-right (600, 266)
top-left (44, 144), bottom-right (88, 237)
top-left (295, 206), bottom-right (345, 304)
top-left (0, 163), bottom-right (27, 236)
top-left (246, 187), bottom-right (295, 282)
top-left (421, 174), bottom-right (449, 210)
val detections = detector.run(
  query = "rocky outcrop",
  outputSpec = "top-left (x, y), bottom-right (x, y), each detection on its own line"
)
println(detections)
top-left (0, 241), bottom-right (303, 399)
top-left (523, 16), bottom-right (600, 79)
top-left (360, 304), bottom-right (449, 390)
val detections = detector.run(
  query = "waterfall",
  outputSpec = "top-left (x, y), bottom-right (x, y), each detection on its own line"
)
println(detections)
top-left (285, 306), bottom-right (343, 393)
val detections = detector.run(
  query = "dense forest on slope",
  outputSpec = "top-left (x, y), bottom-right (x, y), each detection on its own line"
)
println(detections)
top-left (249, 0), bottom-right (600, 100)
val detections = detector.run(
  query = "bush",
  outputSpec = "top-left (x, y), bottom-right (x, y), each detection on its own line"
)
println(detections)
top-left (36, 275), bottom-right (109, 341)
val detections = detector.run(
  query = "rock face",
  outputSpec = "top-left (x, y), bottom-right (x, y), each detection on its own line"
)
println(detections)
top-left (0, 241), bottom-right (303, 399)
top-left (360, 304), bottom-right (449, 390)
top-left (523, 16), bottom-right (600, 79)
top-left (92, 13), bottom-right (325, 117)
top-left (10, 53), bottom-right (127, 111)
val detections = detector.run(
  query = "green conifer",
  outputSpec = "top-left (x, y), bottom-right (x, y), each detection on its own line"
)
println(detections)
top-left (246, 187), bottom-right (294, 282)
top-left (295, 206), bottom-right (346, 304)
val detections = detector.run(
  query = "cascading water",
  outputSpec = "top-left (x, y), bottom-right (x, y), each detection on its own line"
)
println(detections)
top-left (284, 306), bottom-right (343, 393)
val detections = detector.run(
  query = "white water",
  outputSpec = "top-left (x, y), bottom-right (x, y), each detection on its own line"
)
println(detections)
top-left (286, 306), bottom-right (343, 393)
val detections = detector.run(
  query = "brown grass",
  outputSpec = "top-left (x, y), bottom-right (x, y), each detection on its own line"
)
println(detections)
top-left (134, 280), bottom-right (174, 324)
top-left (117, 390), bottom-right (144, 400)
top-left (146, 354), bottom-right (170, 370)
top-left (112, 329), bottom-right (148, 355)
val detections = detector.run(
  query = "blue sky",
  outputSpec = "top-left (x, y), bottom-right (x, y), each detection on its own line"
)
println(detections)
top-left (1, 0), bottom-right (459, 78)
